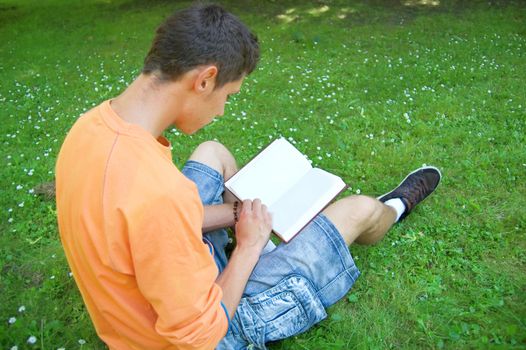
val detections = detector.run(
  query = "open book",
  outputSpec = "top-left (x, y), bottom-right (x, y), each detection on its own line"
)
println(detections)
top-left (225, 138), bottom-right (347, 242)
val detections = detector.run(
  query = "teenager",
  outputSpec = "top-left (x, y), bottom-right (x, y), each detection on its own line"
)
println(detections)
top-left (56, 4), bottom-right (441, 349)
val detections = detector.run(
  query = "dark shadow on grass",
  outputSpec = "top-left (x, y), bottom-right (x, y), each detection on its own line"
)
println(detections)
top-left (352, 0), bottom-right (525, 25)
top-left (4, 0), bottom-right (523, 37)
top-left (112, 0), bottom-right (526, 29)
top-left (0, 4), bottom-right (22, 29)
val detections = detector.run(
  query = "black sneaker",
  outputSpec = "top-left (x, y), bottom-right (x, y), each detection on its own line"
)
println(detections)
top-left (378, 166), bottom-right (442, 221)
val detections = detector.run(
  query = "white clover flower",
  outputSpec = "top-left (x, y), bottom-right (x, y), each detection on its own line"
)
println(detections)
top-left (8, 317), bottom-right (16, 324)
top-left (27, 336), bottom-right (37, 344)
top-left (10, 346), bottom-right (18, 350)
top-left (78, 339), bottom-right (86, 345)
top-left (18, 305), bottom-right (26, 313)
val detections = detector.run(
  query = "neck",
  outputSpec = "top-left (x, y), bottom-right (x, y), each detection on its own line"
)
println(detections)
top-left (111, 74), bottom-right (181, 139)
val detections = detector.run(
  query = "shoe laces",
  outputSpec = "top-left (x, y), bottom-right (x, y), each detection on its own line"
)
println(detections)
top-left (403, 175), bottom-right (429, 210)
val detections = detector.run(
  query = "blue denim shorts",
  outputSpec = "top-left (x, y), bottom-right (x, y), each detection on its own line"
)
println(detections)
top-left (182, 160), bottom-right (361, 350)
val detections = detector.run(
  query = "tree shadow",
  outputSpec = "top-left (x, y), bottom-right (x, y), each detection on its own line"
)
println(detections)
top-left (114, 0), bottom-right (526, 28)
top-left (7, 0), bottom-right (518, 34)
top-left (0, 4), bottom-right (22, 29)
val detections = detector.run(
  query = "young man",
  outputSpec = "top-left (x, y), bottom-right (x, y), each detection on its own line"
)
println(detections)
top-left (56, 4), bottom-right (441, 350)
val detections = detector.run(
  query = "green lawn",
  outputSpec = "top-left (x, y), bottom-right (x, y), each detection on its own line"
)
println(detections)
top-left (1, 0), bottom-right (525, 349)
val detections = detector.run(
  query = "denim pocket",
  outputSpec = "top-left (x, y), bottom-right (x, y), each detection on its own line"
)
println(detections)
top-left (233, 274), bottom-right (327, 348)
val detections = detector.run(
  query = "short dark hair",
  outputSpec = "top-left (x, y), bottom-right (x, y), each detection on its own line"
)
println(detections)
top-left (143, 4), bottom-right (260, 88)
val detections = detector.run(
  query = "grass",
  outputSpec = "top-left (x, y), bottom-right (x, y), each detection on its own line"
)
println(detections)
top-left (1, 0), bottom-right (525, 349)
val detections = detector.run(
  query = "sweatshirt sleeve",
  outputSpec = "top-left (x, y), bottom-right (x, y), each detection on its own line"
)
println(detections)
top-left (127, 193), bottom-right (228, 349)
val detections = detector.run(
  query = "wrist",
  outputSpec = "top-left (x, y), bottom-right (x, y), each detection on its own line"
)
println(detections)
top-left (231, 244), bottom-right (260, 265)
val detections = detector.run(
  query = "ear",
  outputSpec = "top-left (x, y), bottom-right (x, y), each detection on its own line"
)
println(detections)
top-left (194, 65), bottom-right (218, 93)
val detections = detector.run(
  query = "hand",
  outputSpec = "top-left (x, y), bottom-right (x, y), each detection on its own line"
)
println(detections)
top-left (234, 199), bottom-right (272, 254)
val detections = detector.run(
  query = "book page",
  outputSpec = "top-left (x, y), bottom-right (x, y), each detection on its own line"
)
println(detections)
top-left (225, 138), bottom-right (312, 207)
top-left (269, 168), bottom-right (346, 242)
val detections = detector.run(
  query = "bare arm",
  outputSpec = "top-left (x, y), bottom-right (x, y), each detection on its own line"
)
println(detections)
top-left (215, 199), bottom-right (272, 318)
top-left (202, 204), bottom-right (237, 233)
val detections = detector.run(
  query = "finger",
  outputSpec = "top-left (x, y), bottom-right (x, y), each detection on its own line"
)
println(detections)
top-left (265, 210), bottom-right (273, 225)
top-left (261, 204), bottom-right (269, 219)
top-left (253, 198), bottom-right (262, 214)
top-left (242, 199), bottom-right (252, 214)
top-left (261, 206), bottom-right (271, 224)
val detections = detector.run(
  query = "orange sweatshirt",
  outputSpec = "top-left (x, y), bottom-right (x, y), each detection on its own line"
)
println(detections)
top-left (56, 100), bottom-right (228, 349)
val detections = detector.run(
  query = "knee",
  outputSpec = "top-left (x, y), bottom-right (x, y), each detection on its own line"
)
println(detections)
top-left (204, 141), bottom-right (236, 167)
top-left (191, 141), bottom-right (237, 177)
top-left (346, 195), bottom-right (384, 224)
top-left (195, 140), bottom-right (229, 156)
top-left (347, 194), bottom-right (377, 208)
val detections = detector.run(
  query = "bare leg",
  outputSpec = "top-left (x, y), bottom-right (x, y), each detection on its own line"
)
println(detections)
top-left (323, 195), bottom-right (397, 246)
top-left (188, 141), bottom-right (238, 203)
